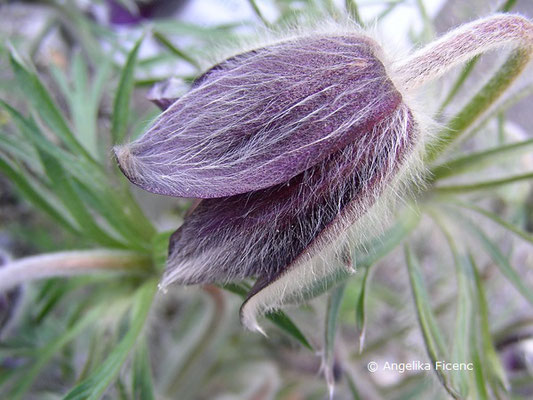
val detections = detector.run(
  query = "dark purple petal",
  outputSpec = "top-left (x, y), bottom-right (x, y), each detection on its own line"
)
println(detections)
top-left (162, 104), bottom-right (417, 288)
top-left (116, 35), bottom-right (402, 198)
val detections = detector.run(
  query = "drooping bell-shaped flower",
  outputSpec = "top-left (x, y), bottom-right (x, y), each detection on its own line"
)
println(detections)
top-left (115, 14), bottom-right (533, 330)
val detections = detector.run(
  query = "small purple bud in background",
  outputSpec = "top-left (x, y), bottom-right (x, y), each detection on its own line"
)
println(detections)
top-left (115, 15), bottom-right (533, 330)
top-left (107, 0), bottom-right (189, 26)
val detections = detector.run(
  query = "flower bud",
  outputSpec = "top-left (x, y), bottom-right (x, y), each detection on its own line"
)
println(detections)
top-left (115, 15), bottom-right (533, 330)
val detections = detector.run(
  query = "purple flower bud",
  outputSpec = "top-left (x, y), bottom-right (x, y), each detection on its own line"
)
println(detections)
top-left (115, 35), bottom-right (404, 198)
top-left (116, 30), bottom-right (419, 329)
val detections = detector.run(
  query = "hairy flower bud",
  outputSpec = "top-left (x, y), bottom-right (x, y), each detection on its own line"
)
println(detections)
top-left (115, 15), bottom-right (533, 330)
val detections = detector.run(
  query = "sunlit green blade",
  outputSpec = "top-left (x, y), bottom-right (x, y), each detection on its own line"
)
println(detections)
top-left (437, 0), bottom-right (518, 113)
top-left (132, 338), bottom-right (155, 400)
top-left (0, 155), bottom-right (76, 232)
top-left (152, 31), bottom-right (200, 69)
top-left (431, 138), bottom-right (533, 181)
top-left (64, 280), bottom-right (157, 400)
top-left (461, 216), bottom-right (533, 306)
top-left (426, 49), bottom-right (531, 163)
top-left (222, 283), bottom-right (312, 350)
top-left (471, 255), bottom-right (509, 395)
top-left (450, 201), bottom-right (533, 244)
top-left (355, 265), bottom-right (370, 352)
top-left (9, 51), bottom-right (95, 163)
top-left (325, 283), bottom-right (346, 362)
top-left (404, 245), bottom-right (460, 399)
top-left (112, 36), bottom-right (143, 144)
top-left (8, 307), bottom-right (101, 400)
top-left (345, 0), bottom-right (363, 26)
top-left (434, 172), bottom-right (533, 194)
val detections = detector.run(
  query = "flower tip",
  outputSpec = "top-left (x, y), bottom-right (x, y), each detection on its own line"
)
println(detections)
top-left (113, 144), bottom-right (146, 189)
top-left (240, 307), bottom-right (267, 336)
top-left (113, 144), bottom-right (133, 176)
top-left (157, 282), bottom-right (168, 294)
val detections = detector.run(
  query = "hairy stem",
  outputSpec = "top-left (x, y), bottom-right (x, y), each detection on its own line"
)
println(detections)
top-left (394, 14), bottom-right (533, 90)
top-left (0, 249), bottom-right (153, 292)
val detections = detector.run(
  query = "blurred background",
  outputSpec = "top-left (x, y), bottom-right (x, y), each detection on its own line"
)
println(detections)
top-left (0, 1), bottom-right (532, 399)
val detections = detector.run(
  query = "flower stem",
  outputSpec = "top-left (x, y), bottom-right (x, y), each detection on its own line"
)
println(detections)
top-left (0, 249), bottom-right (153, 293)
top-left (394, 14), bottom-right (533, 90)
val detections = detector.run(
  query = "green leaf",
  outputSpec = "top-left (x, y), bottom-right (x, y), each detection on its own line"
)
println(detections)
top-left (8, 51), bottom-right (94, 163)
top-left (430, 138), bottom-right (533, 181)
top-left (461, 217), bottom-right (533, 306)
top-left (323, 283), bottom-right (346, 395)
top-left (325, 283), bottom-right (346, 363)
top-left (0, 99), bottom-right (101, 184)
top-left (8, 307), bottom-right (101, 400)
top-left (428, 212), bottom-right (472, 396)
top-left (132, 338), bottom-right (155, 400)
top-left (470, 255), bottom-right (509, 395)
top-left (345, 0), bottom-right (363, 26)
top-left (434, 172), bottom-right (533, 194)
top-left (404, 245), bottom-right (460, 399)
top-left (0, 155), bottom-right (77, 232)
top-left (355, 266), bottom-right (370, 353)
top-left (425, 49), bottom-right (531, 164)
top-left (64, 280), bottom-right (157, 400)
top-left (112, 36), bottom-right (143, 144)
top-left (246, 0), bottom-right (270, 26)
top-left (450, 200), bottom-right (533, 244)
top-left (265, 311), bottom-right (312, 350)
top-left (436, 0), bottom-right (518, 113)
top-left (222, 283), bottom-right (312, 350)
top-left (37, 150), bottom-right (128, 248)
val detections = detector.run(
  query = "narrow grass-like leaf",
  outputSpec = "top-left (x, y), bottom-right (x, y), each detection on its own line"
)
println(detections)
top-left (247, 0), bottom-right (270, 26)
top-left (266, 311), bottom-right (312, 350)
top-left (428, 212), bottom-right (472, 396)
top-left (325, 283), bottom-right (346, 362)
top-left (132, 338), bottom-right (155, 400)
top-left (0, 155), bottom-right (76, 232)
top-left (345, 0), bottom-right (363, 26)
top-left (112, 36), bottom-right (143, 144)
top-left (324, 283), bottom-right (346, 396)
top-left (434, 172), bottom-right (533, 194)
top-left (70, 180), bottom-right (148, 250)
top-left (430, 138), bottom-right (533, 181)
top-left (437, 0), bottom-right (518, 113)
top-left (0, 131), bottom-right (39, 170)
top-left (460, 83), bottom-right (533, 145)
top-left (64, 280), bottom-right (157, 400)
top-left (8, 51), bottom-right (94, 163)
top-left (8, 307), bottom-right (101, 400)
top-left (222, 283), bottom-right (312, 350)
top-left (0, 99), bottom-right (102, 187)
top-left (37, 150), bottom-right (128, 248)
top-left (460, 215), bottom-right (533, 306)
top-left (152, 31), bottom-right (200, 70)
top-left (355, 266), bottom-right (370, 353)
top-left (470, 255), bottom-right (509, 395)
top-left (426, 49), bottom-right (531, 163)
top-left (404, 245), bottom-right (460, 399)
top-left (450, 200), bottom-right (533, 244)
top-left (70, 52), bottom-right (99, 158)
top-left (345, 373), bottom-right (362, 400)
